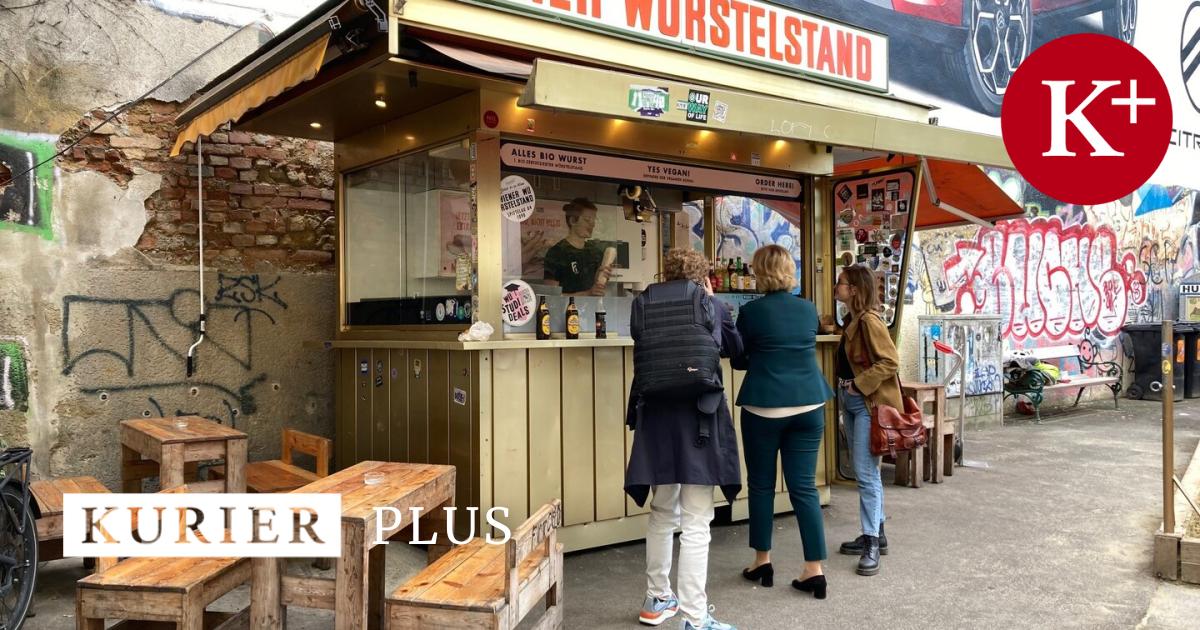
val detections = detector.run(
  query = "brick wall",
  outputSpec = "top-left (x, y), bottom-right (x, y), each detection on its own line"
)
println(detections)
top-left (58, 100), bottom-right (336, 270)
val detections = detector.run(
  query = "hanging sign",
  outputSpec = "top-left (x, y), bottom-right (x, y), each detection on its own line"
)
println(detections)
top-left (500, 175), bottom-right (537, 222)
top-left (500, 142), bottom-right (801, 199)
top-left (501, 280), bottom-right (536, 325)
top-left (468, 0), bottom-right (888, 91)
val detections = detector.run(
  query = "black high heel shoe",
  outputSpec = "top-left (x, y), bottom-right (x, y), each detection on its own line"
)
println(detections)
top-left (792, 574), bottom-right (827, 599)
top-left (741, 563), bottom-right (774, 587)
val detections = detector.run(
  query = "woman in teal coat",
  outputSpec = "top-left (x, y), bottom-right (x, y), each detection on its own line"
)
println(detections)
top-left (731, 245), bottom-right (835, 598)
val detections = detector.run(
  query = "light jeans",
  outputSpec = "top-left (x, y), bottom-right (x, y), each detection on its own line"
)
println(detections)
top-left (841, 389), bottom-right (885, 537)
top-left (646, 484), bottom-right (715, 626)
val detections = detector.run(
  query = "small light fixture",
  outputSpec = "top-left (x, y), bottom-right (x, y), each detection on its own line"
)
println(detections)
top-left (309, 122), bottom-right (322, 129)
top-left (374, 99), bottom-right (387, 109)
top-left (404, 134), bottom-right (415, 141)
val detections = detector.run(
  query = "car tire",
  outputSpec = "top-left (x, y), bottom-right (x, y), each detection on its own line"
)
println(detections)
top-left (1102, 0), bottom-right (1137, 45)
top-left (947, 0), bottom-right (1033, 116)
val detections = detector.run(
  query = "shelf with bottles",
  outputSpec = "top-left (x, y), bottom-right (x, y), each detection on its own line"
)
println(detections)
top-left (708, 255), bottom-right (760, 295)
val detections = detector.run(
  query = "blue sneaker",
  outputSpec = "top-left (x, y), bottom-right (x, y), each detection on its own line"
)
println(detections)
top-left (639, 595), bottom-right (679, 626)
top-left (682, 611), bottom-right (737, 630)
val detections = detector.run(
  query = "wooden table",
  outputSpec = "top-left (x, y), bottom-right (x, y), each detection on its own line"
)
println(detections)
top-left (120, 417), bottom-right (248, 493)
top-left (251, 461), bottom-right (456, 630)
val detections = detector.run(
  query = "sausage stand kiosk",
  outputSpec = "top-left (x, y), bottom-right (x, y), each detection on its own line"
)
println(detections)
top-left (172, 0), bottom-right (1024, 550)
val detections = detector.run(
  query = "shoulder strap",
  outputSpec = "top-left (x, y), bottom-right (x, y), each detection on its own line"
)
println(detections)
top-left (857, 311), bottom-right (904, 394)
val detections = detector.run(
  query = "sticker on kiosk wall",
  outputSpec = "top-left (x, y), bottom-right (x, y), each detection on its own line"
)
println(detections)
top-left (501, 280), bottom-right (536, 326)
top-left (500, 175), bottom-right (536, 222)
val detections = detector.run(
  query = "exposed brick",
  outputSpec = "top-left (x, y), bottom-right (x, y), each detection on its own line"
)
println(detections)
top-left (214, 167), bottom-right (237, 179)
top-left (277, 186), bottom-right (299, 197)
top-left (229, 183), bottom-right (253, 195)
top-left (256, 235), bottom-right (279, 246)
top-left (208, 212), bottom-right (226, 223)
top-left (253, 184), bottom-right (277, 195)
top-left (239, 170), bottom-right (259, 182)
top-left (290, 250), bottom-right (333, 265)
top-left (244, 249), bottom-right (287, 264)
top-left (231, 234), bottom-right (256, 247)
top-left (245, 220), bottom-right (270, 233)
top-left (179, 223), bottom-right (198, 235)
top-left (208, 156), bottom-right (229, 166)
top-left (228, 131), bottom-right (253, 144)
top-left (287, 198), bottom-right (331, 211)
top-left (243, 146), bottom-right (274, 160)
top-left (229, 157), bottom-right (252, 169)
top-left (320, 189), bottom-right (335, 201)
top-left (300, 187), bottom-right (322, 198)
top-left (241, 196), bottom-right (278, 209)
top-left (204, 143), bottom-right (243, 156)
top-left (209, 132), bottom-right (229, 143)
top-left (222, 222), bottom-right (244, 233)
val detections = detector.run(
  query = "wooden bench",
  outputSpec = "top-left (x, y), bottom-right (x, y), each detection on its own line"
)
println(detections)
top-left (1003, 343), bottom-right (1122, 422)
top-left (30, 476), bottom-right (110, 567)
top-left (208, 429), bottom-right (331, 493)
top-left (386, 500), bottom-right (563, 630)
top-left (76, 484), bottom-right (251, 630)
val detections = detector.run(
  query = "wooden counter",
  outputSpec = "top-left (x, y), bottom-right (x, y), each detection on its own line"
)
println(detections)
top-left (331, 334), bottom-right (843, 551)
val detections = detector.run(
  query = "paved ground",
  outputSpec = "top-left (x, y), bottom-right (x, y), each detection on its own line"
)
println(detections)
top-left (25, 398), bottom-right (1200, 629)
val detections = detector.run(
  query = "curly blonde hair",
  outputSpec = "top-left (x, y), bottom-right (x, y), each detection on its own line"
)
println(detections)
top-left (662, 249), bottom-right (709, 284)
top-left (751, 245), bottom-right (797, 293)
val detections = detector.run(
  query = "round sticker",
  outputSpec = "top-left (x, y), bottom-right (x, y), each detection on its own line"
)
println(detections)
top-left (501, 280), bottom-right (536, 325)
top-left (841, 252), bottom-right (854, 266)
top-left (483, 110), bottom-right (499, 128)
top-left (855, 228), bottom-right (869, 243)
top-left (435, 303), bottom-right (446, 321)
top-left (500, 176), bottom-right (536, 222)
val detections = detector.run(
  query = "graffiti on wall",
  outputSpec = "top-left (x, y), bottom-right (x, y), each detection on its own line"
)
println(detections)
top-left (0, 131), bottom-right (56, 239)
top-left (61, 274), bottom-right (288, 424)
top-left (0, 340), bottom-right (30, 412)
top-left (931, 217), bottom-right (1149, 342)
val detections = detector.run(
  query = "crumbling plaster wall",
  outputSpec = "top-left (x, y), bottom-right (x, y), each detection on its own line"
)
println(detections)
top-left (0, 0), bottom-right (337, 486)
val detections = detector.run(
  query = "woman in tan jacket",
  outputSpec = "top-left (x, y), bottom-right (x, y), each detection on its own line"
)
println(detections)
top-left (830, 265), bottom-right (901, 576)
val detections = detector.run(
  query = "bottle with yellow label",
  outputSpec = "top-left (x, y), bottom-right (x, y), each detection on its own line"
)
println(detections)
top-left (565, 297), bottom-right (580, 340)
top-left (536, 296), bottom-right (551, 340)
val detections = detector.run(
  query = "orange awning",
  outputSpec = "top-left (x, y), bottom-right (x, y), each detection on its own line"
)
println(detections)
top-left (171, 34), bottom-right (331, 156)
top-left (834, 155), bottom-right (1024, 229)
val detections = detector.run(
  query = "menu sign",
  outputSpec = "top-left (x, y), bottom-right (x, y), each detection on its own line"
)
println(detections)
top-left (500, 142), bottom-right (801, 199)
top-left (466, 0), bottom-right (888, 91)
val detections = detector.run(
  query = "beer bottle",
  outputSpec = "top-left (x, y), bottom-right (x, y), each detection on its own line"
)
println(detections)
top-left (565, 297), bottom-right (580, 340)
top-left (731, 257), bottom-right (742, 293)
top-left (536, 296), bottom-right (551, 340)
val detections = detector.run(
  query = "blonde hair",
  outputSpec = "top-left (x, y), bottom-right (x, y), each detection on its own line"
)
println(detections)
top-left (751, 245), bottom-right (796, 293)
top-left (662, 249), bottom-right (709, 284)
top-left (840, 265), bottom-right (880, 317)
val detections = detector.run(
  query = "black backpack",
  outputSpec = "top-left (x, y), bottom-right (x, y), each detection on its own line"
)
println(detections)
top-left (630, 280), bottom-right (723, 400)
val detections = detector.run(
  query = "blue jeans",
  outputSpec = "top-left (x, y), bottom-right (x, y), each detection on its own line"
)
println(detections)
top-left (841, 389), bottom-right (884, 537)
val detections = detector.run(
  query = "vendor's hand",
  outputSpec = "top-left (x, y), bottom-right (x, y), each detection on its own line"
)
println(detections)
top-left (703, 277), bottom-right (714, 296)
top-left (594, 265), bottom-right (613, 287)
top-left (586, 284), bottom-right (608, 296)
top-left (818, 314), bottom-right (837, 334)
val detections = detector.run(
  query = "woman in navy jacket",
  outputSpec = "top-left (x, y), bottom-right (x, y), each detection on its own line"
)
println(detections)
top-left (731, 245), bottom-right (835, 598)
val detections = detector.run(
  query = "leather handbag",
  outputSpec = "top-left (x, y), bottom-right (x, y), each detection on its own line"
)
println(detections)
top-left (854, 314), bottom-right (928, 457)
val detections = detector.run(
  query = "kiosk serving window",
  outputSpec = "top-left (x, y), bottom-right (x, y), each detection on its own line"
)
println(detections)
top-left (343, 142), bottom-right (471, 326)
top-left (498, 142), bottom-right (803, 336)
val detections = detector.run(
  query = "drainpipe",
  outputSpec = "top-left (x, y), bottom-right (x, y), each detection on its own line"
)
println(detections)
top-left (186, 136), bottom-right (206, 378)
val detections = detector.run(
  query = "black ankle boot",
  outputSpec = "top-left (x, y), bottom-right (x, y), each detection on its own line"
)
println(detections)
top-left (857, 536), bottom-right (881, 576)
top-left (791, 574), bottom-right (827, 599)
top-left (839, 523), bottom-right (888, 556)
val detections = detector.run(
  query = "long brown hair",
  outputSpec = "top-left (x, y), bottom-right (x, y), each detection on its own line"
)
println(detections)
top-left (840, 265), bottom-right (880, 318)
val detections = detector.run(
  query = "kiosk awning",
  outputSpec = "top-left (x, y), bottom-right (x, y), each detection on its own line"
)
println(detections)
top-left (519, 59), bottom-right (1013, 170)
top-left (171, 33), bottom-right (331, 156)
top-left (835, 155), bottom-right (1024, 229)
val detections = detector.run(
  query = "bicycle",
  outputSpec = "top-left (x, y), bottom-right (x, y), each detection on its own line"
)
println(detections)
top-left (0, 447), bottom-right (36, 630)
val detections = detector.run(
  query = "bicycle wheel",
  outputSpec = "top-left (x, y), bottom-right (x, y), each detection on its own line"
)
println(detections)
top-left (0, 487), bottom-right (36, 630)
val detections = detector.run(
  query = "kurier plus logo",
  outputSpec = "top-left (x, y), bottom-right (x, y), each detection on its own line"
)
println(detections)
top-left (1001, 34), bottom-right (1172, 205)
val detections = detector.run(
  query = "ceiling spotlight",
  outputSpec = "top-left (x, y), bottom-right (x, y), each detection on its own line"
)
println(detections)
top-left (404, 135), bottom-right (415, 141)
top-left (309, 122), bottom-right (322, 129)
top-left (374, 99), bottom-right (387, 109)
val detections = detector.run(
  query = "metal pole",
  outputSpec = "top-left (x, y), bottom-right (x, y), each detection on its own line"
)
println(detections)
top-left (1164, 319), bottom-right (1175, 534)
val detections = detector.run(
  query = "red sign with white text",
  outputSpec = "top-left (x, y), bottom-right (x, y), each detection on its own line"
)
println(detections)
top-left (472, 0), bottom-right (888, 91)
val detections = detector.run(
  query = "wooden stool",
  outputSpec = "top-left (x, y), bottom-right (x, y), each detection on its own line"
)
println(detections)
top-left (896, 382), bottom-right (945, 487)
top-left (30, 476), bottom-right (110, 567)
top-left (76, 556), bottom-right (250, 630)
top-left (386, 500), bottom-right (563, 630)
top-left (208, 428), bottom-right (331, 493)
